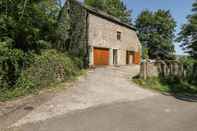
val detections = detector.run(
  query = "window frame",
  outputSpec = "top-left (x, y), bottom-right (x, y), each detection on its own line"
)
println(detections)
top-left (117, 31), bottom-right (122, 40)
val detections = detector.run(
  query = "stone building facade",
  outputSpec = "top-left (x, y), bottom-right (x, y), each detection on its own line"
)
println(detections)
top-left (60, 0), bottom-right (141, 67)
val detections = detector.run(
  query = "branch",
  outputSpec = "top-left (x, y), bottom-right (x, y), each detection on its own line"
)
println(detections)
top-left (19, 0), bottom-right (28, 20)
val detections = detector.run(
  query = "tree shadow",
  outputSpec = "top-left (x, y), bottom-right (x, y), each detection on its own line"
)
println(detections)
top-left (158, 75), bottom-right (197, 102)
top-left (162, 92), bottom-right (197, 102)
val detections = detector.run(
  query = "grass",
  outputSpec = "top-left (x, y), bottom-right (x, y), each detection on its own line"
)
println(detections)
top-left (133, 76), bottom-right (197, 95)
top-left (0, 69), bottom-right (86, 102)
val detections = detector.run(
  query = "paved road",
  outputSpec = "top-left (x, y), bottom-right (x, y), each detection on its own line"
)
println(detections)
top-left (2, 66), bottom-right (197, 131)
top-left (8, 65), bottom-right (155, 128)
top-left (9, 95), bottom-right (197, 131)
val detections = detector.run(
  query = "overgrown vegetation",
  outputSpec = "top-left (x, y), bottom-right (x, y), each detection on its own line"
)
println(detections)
top-left (0, 50), bottom-right (82, 101)
top-left (58, 0), bottom-right (89, 68)
top-left (0, 0), bottom-right (83, 101)
top-left (134, 56), bottom-right (197, 94)
top-left (179, 57), bottom-right (197, 85)
top-left (84, 0), bottom-right (132, 24)
top-left (133, 76), bottom-right (197, 94)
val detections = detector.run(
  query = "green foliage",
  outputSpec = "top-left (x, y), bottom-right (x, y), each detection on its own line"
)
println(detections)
top-left (16, 50), bottom-right (81, 90)
top-left (0, 50), bottom-right (81, 101)
top-left (135, 10), bottom-right (176, 60)
top-left (0, 0), bottom-right (62, 87)
top-left (133, 77), bottom-right (170, 92)
top-left (0, 0), bottom-right (84, 101)
top-left (84, 0), bottom-right (132, 24)
top-left (161, 76), bottom-right (197, 94)
top-left (0, 44), bottom-right (27, 88)
top-left (179, 57), bottom-right (197, 84)
top-left (0, 0), bottom-right (60, 52)
top-left (57, 0), bottom-right (89, 67)
top-left (142, 47), bottom-right (149, 60)
top-left (85, 0), bottom-right (105, 10)
top-left (133, 76), bottom-right (197, 94)
top-left (177, 1), bottom-right (197, 59)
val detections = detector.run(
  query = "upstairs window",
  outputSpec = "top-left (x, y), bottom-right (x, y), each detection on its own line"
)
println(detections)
top-left (67, 9), bottom-right (70, 14)
top-left (117, 31), bottom-right (121, 40)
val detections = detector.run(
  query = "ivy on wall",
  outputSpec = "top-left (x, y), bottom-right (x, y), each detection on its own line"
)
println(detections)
top-left (57, 0), bottom-right (89, 68)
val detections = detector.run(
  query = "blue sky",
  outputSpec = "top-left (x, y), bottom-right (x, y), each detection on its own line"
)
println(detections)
top-left (123, 0), bottom-right (195, 55)
top-left (63, 0), bottom-right (195, 55)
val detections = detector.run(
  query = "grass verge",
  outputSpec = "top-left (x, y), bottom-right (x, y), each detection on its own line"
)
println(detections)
top-left (133, 76), bottom-right (197, 95)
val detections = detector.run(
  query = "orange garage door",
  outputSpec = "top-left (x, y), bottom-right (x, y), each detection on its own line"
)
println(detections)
top-left (94, 48), bottom-right (109, 65)
top-left (133, 52), bottom-right (141, 64)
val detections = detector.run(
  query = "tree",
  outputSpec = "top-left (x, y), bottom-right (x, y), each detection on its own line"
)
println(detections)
top-left (135, 10), bottom-right (176, 59)
top-left (84, 0), bottom-right (132, 24)
top-left (85, 0), bottom-right (105, 10)
top-left (0, 0), bottom-right (61, 87)
top-left (177, 0), bottom-right (197, 59)
top-left (0, 0), bottom-right (60, 52)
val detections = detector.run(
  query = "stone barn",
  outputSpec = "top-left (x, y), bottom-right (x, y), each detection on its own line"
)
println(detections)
top-left (58, 0), bottom-right (141, 67)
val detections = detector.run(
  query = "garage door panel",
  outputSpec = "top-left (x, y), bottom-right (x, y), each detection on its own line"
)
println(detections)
top-left (94, 48), bottom-right (109, 65)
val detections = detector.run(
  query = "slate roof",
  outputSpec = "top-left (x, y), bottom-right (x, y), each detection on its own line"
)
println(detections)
top-left (76, 1), bottom-right (136, 31)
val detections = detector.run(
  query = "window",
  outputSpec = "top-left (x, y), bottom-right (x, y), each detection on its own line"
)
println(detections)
top-left (117, 31), bottom-right (121, 40)
top-left (67, 9), bottom-right (70, 14)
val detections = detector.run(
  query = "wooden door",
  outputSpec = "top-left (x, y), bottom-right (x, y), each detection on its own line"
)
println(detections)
top-left (126, 51), bottom-right (134, 64)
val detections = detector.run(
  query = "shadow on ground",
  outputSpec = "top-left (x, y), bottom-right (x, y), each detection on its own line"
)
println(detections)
top-left (162, 92), bottom-right (197, 102)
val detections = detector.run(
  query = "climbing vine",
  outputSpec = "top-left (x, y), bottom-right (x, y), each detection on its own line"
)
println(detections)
top-left (57, 0), bottom-right (89, 67)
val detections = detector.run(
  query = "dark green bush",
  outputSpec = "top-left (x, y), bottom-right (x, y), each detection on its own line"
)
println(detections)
top-left (134, 76), bottom-right (197, 94)
top-left (0, 43), bottom-right (27, 88)
top-left (15, 50), bottom-right (81, 90)
top-left (159, 75), bottom-right (197, 94)
top-left (179, 57), bottom-right (197, 85)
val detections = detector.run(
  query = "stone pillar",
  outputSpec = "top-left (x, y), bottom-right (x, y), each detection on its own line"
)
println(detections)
top-left (140, 61), bottom-right (147, 80)
top-left (109, 48), bottom-right (113, 66)
top-left (89, 46), bottom-right (94, 67)
top-left (163, 63), bottom-right (167, 76)
top-left (178, 64), bottom-right (184, 78)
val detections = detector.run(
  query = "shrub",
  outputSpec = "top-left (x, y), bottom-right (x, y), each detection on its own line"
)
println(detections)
top-left (15, 50), bottom-right (81, 90)
top-left (0, 43), bottom-right (27, 88)
top-left (133, 76), bottom-right (197, 94)
top-left (179, 57), bottom-right (197, 85)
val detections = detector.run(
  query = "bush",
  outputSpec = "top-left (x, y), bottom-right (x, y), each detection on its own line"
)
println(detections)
top-left (16, 50), bottom-right (81, 90)
top-left (0, 43), bottom-right (27, 88)
top-left (133, 76), bottom-right (197, 94)
top-left (179, 57), bottom-right (197, 85)
top-left (160, 75), bottom-right (197, 94)
top-left (0, 49), bottom-right (82, 101)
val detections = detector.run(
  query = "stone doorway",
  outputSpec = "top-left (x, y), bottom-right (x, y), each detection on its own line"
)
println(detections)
top-left (113, 49), bottom-right (118, 65)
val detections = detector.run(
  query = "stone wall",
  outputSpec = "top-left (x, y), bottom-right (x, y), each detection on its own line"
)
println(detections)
top-left (88, 14), bottom-right (140, 52)
top-left (59, 0), bottom-right (141, 67)
top-left (88, 13), bottom-right (141, 65)
top-left (140, 60), bottom-right (185, 79)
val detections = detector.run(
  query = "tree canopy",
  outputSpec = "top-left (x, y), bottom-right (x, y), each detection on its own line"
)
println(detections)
top-left (0, 0), bottom-right (62, 87)
top-left (177, 0), bottom-right (197, 59)
top-left (0, 0), bottom-right (60, 52)
top-left (135, 10), bottom-right (176, 59)
top-left (84, 0), bottom-right (132, 24)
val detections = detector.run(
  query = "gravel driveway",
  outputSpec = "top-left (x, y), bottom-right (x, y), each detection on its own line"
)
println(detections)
top-left (6, 65), bottom-right (157, 128)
